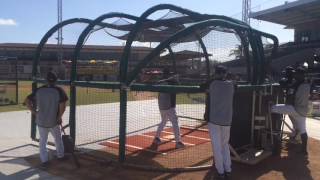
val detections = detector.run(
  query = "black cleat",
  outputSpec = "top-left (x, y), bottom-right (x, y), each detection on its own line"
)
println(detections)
top-left (57, 156), bottom-right (69, 161)
top-left (225, 171), bottom-right (232, 179)
top-left (216, 173), bottom-right (225, 180)
top-left (175, 141), bottom-right (185, 149)
top-left (152, 137), bottom-right (161, 145)
top-left (39, 161), bottom-right (50, 170)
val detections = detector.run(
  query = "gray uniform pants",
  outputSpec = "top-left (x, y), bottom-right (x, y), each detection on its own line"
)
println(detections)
top-left (155, 108), bottom-right (181, 143)
top-left (271, 104), bottom-right (306, 134)
top-left (208, 123), bottom-right (231, 174)
top-left (38, 125), bottom-right (64, 162)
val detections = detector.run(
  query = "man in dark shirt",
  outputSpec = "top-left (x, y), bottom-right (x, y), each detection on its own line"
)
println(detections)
top-left (205, 65), bottom-right (235, 179)
top-left (25, 71), bottom-right (69, 168)
top-left (279, 66), bottom-right (299, 138)
top-left (153, 68), bottom-right (184, 149)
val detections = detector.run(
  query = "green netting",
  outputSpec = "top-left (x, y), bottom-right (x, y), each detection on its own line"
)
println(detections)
top-left (117, 90), bottom-right (209, 168)
top-left (31, 4), bottom-right (279, 171)
top-left (33, 21), bottom-right (98, 142)
top-left (75, 88), bottom-right (120, 158)
top-left (261, 36), bottom-right (278, 82)
top-left (0, 57), bottom-right (18, 106)
top-left (0, 82), bottom-right (17, 105)
top-left (38, 22), bottom-right (91, 80)
top-left (119, 23), bottom-right (243, 168)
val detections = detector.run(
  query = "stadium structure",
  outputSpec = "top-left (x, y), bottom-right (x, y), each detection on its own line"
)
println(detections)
top-left (0, 43), bottom-right (210, 81)
top-left (27, 4), bottom-right (283, 171)
top-left (0, 43), bottom-right (153, 80)
top-left (1, 1), bottom-right (319, 171)
top-left (250, 0), bottom-right (320, 75)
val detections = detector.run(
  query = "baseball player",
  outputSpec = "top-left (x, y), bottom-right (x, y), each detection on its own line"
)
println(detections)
top-left (272, 67), bottom-right (311, 155)
top-left (25, 71), bottom-right (69, 168)
top-left (202, 65), bottom-right (235, 179)
top-left (153, 68), bottom-right (184, 149)
top-left (279, 66), bottom-right (299, 140)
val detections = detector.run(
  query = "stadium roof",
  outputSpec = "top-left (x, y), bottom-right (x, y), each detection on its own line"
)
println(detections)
top-left (0, 43), bottom-right (153, 52)
top-left (250, 0), bottom-right (320, 28)
top-left (160, 50), bottom-right (212, 61)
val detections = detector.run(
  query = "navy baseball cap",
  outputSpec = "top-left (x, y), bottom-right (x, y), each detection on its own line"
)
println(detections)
top-left (295, 66), bottom-right (306, 74)
top-left (163, 68), bottom-right (170, 75)
top-left (214, 65), bottom-right (227, 74)
top-left (46, 71), bottom-right (57, 82)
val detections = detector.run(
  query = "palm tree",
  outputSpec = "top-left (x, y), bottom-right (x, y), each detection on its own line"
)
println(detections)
top-left (229, 45), bottom-right (243, 59)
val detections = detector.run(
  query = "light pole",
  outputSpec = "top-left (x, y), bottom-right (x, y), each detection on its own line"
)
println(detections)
top-left (57, 0), bottom-right (64, 78)
top-left (242, 0), bottom-right (251, 24)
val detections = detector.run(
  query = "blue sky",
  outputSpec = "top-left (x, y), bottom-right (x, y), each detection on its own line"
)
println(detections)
top-left (0, 0), bottom-right (294, 44)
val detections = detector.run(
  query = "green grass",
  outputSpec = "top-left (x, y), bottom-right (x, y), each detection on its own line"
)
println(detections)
top-left (0, 81), bottom-right (203, 113)
top-left (0, 81), bottom-right (149, 112)
top-left (0, 81), bottom-right (126, 112)
top-left (176, 93), bottom-right (205, 104)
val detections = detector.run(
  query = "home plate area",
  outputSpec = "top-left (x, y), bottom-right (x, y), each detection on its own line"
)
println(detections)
top-left (100, 125), bottom-right (211, 155)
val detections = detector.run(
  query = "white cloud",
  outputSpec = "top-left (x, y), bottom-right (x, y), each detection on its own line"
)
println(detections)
top-left (0, 18), bottom-right (17, 26)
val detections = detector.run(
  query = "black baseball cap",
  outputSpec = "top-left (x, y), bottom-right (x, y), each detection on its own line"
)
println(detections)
top-left (46, 71), bottom-right (57, 82)
top-left (214, 65), bottom-right (227, 74)
top-left (284, 66), bottom-right (295, 76)
top-left (285, 66), bottom-right (295, 72)
top-left (295, 66), bottom-right (306, 75)
top-left (163, 68), bottom-right (170, 75)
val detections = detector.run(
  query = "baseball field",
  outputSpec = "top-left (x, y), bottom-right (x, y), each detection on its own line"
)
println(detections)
top-left (1, 81), bottom-right (320, 179)
top-left (0, 81), bottom-right (203, 113)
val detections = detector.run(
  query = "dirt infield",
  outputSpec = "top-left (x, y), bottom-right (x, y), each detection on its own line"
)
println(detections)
top-left (100, 126), bottom-right (210, 155)
top-left (25, 137), bottom-right (320, 180)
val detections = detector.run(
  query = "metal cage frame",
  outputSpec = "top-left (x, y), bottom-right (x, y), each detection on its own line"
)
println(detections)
top-left (31, 4), bottom-right (279, 166)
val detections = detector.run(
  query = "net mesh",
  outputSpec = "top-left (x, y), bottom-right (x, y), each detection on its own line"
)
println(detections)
top-left (0, 57), bottom-right (18, 106)
top-left (0, 82), bottom-right (17, 105)
top-left (121, 24), bottom-right (244, 168)
top-left (202, 28), bottom-right (246, 80)
top-left (39, 22), bottom-right (90, 81)
top-left (75, 88), bottom-right (120, 157)
top-left (71, 16), bottom-right (144, 158)
top-left (32, 9), bottom-right (276, 169)
top-left (261, 36), bottom-right (277, 82)
top-left (123, 91), bottom-right (208, 168)
top-left (68, 14), bottom-right (216, 168)
top-left (34, 22), bottom-right (90, 142)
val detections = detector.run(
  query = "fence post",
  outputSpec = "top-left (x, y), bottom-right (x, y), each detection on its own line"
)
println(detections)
top-left (69, 83), bottom-right (76, 143)
top-left (119, 86), bottom-right (128, 163)
top-left (31, 82), bottom-right (37, 140)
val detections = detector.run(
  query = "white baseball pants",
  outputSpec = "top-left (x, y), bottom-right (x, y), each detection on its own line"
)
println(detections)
top-left (156, 108), bottom-right (181, 142)
top-left (208, 123), bottom-right (231, 174)
top-left (271, 104), bottom-right (306, 134)
top-left (38, 125), bottom-right (64, 162)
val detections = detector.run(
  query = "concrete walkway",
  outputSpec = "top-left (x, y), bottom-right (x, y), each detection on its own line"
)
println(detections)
top-left (0, 110), bottom-right (63, 180)
top-left (0, 109), bottom-right (319, 180)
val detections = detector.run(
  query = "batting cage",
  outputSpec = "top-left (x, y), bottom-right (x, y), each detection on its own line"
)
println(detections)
top-left (31, 4), bottom-right (282, 171)
top-left (0, 57), bottom-right (18, 106)
top-left (30, 18), bottom-right (97, 144)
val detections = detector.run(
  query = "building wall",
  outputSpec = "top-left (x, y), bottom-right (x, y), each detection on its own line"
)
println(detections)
top-left (294, 22), bottom-right (320, 43)
top-left (0, 44), bottom-right (154, 80)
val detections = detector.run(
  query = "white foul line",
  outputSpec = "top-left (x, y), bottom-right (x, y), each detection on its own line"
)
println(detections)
top-left (139, 134), bottom-right (195, 146)
top-left (104, 140), bottom-right (161, 154)
top-left (162, 130), bottom-right (211, 141)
